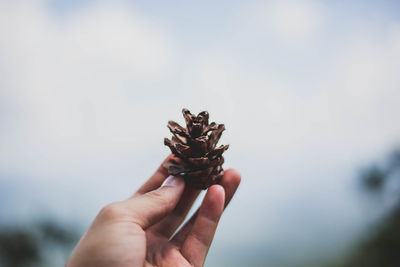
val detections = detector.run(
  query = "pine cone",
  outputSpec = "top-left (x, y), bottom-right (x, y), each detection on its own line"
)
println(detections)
top-left (163, 108), bottom-right (229, 189)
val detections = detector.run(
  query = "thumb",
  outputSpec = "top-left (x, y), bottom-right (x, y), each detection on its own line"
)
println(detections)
top-left (125, 176), bottom-right (185, 229)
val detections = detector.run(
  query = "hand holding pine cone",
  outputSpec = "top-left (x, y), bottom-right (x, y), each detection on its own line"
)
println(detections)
top-left (164, 108), bottom-right (229, 189)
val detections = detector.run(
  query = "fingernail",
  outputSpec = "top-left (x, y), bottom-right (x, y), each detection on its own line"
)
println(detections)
top-left (161, 176), bottom-right (183, 187)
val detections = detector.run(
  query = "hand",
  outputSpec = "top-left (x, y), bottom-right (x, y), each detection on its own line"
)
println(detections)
top-left (67, 155), bottom-right (241, 267)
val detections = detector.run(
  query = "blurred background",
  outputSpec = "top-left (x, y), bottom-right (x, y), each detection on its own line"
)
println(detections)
top-left (1, 0), bottom-right (400, 266)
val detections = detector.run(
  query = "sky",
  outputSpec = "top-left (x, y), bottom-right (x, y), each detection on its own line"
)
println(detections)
top-left (1, 0), bottom-right (400, 266)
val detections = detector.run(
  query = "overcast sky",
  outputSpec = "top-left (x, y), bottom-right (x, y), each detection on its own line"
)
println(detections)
top-left (1, 0), bottom-right (400, 266)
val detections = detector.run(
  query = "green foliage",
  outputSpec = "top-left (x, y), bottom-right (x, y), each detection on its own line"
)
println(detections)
top-left (0, 229), bottom-right (39, 267)
top-left (335, 148), bottom-right (400, 267)
top-left (342, 206), bottom-right (400, 267)
top-left (0, 220), bottom-right (78, 267)
top-left (361, 165), bottom-right (387, 192)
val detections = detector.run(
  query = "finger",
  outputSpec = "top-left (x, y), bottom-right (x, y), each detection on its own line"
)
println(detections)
top-left (133, 155), bottom-right (174, 197)
top-left (171, 169), bottom-right (241, 245)
top-left (221, 169), bottom-right (242, 207)
top-left (181, 185), bottom-right (225, 266)
top-left (121, 176), bottom-right (185, 229)
top-left (149, 186), bottom-right (201, 238)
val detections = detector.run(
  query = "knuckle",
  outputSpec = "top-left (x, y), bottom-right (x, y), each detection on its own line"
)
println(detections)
top-left (98, 203), bottom-right (123, 220)
top-left (148, 189), bottom-right (172, 208)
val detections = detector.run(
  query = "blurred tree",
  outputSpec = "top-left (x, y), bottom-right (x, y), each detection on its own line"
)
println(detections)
top-left (0, 229), bottom-right (39, 267)
top-left (342, 206), bottom-right (400, 267)
top-left (338, 148), bottom-right (400, 267)
top-left (0, 220), bottom-right (78, 267)
top-left (361, 165), bottom-right (387, 192)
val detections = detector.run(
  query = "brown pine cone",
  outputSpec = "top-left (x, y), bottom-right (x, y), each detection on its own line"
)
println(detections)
top-left (163, 108), bottom-right (229, 189)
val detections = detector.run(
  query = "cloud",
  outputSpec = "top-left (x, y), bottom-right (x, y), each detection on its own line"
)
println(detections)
top-left (0, 0), bottom-right (176, 181)
top-left (252, 0), bottom-right (323, 49)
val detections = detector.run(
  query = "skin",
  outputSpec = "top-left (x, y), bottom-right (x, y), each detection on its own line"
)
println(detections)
top-left (67, 155), bottom-right (241, 267)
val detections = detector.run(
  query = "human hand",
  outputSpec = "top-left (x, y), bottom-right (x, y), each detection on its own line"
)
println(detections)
top-left (67, 155), bottom-right (241, 267)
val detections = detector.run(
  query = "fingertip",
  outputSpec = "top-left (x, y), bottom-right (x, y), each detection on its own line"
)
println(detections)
top-left (158, 154), bottom-right (179, 175)
top-left (203, 185), bottom-right (225, 218)
top-left (209, 184), bottom-right (225, 199)
top-left (159, 154), bottom-right (175, 173)
top-left (219, 169), bottom-right (241, 207)
top-left (224, 169), bottom-right (241, 186)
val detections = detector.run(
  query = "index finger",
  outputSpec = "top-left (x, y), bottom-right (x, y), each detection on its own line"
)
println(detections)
top-left (133, 154), bottom-right (173, 197)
